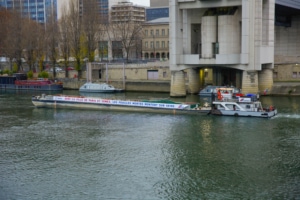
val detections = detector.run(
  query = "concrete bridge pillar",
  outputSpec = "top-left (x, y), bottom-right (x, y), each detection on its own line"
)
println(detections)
top-left (170, 71), bottom-right (186, 97)
top-left (258, 68), bottom-right (273, 94)
top-left (187, 68), bottom-right (200, 94)
top-left (241, 70), bottom-right (259, 94)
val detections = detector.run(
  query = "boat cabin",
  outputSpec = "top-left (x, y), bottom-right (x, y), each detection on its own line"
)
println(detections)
top-left (214, 97), bottom-right (263, 112)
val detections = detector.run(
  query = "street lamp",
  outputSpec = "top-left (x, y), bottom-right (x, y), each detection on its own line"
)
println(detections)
top-left (152, 35), bottom-right (155, 60)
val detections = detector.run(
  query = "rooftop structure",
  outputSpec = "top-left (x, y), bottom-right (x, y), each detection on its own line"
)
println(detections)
top-left (146, 0), bottom-right (169, 21)
top-left (111, 0), bottom-right (145, 23)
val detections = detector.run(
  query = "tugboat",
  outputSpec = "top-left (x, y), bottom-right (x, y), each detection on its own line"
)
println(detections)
top-left (209, 89), bottom-right (277, 118)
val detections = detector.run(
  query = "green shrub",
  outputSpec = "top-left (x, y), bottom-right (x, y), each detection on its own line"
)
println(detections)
top-left (12, 63), bottom-right (18, 73)
top-left (3, 69), bottom-right (11, 75)
top-left (38, 71), bottom-right (49, 78)
top-left (27, 70), bottom-right (34, 79)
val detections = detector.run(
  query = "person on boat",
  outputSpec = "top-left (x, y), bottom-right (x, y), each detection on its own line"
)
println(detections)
top-left (269, 105), bottom-right (274, 111)
top-left (217, 89), bottom-right (223, 101)
top-left (212, 92), bottom-right (216, 101)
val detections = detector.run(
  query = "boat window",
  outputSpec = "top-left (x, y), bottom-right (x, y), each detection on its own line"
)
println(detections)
top-left (218, 104), bottom-right (225, 109)
top-left (246, 105), bottom-right (250, 109)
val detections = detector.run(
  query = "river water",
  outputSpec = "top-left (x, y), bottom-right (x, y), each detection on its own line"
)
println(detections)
top-left (0, 90), bottom-right (299, 200)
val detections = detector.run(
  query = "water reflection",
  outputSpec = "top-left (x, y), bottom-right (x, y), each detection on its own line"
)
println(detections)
top-left (1, 92), bottom-right (300, 199)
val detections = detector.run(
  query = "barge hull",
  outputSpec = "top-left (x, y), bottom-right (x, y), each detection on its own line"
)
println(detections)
top-left (32, 100), bottom-right (210, 115)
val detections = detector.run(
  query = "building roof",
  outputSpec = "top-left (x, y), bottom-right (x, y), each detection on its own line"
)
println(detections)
top-left (145, 17), bottom-right (169, 24)
top-left (276, 0), bottom-right (300, 10)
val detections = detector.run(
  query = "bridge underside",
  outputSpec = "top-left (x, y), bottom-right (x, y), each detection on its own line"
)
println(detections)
top-left (170, 65), bottom-right (274, 96)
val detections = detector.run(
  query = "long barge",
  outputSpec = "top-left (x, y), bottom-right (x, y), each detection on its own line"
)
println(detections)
top-left (31, 94), bottom-right (211, 115)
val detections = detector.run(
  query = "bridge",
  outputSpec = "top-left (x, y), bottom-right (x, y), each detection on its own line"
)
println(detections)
top-left (169, 0), bottom-right (300, 97)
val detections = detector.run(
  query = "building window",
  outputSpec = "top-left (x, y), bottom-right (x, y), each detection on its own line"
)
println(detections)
top-left (163, 71), bottom-right (167, 78)
top-left (145, 30), bottom-right (148, 36)
top-left (150, 30), bottom-right (153, 36)
top-left (156, 29), bottom-right (159, 36)
top-left (147, 70), bottom-right (158, 80)
top-left (99, 41), bottom-right (108, 59)
top-left (145, 41), bottom-right (148, 48)
top-left (112, 41), bottom-right (123, 59)
top-left (162, 41), bottom-right (165, 48)
top-left (150, 41), bottom-right (154, 48)
top-left (205, 71), bottom-right (208, 78)
top-left (298, 72), bottom-right (300, 78)
top-left (156, 41), bottom-right (159, 48)
top-left (293, 72), bottom-right (297, 78)
top-left (162, 29), bottom-right (165, 36)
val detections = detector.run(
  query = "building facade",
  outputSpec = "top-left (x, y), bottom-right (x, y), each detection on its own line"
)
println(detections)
top-left (146, 7), bottom-right (169, 21)
top-left (78, 0), bottom-right (119, 23)
top-left (146, 0), bottom-right (169, 21)
top-left (0, 0), bottom-right (57, 24)
top-left (94, 0), bottom-right (145, 62)
top-left (142, 17), bottom-right (169, 61)
top-left (169, 0), bottom-right (276, 97)
top-left (110, 0), bottom-right (145, 23)
top-left (57, 0), bottom-right (119, 20)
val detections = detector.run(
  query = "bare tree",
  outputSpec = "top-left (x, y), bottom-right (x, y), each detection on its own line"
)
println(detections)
top-left (22, 20), bottom-right (42, 72)
top-left (45, 10), bottom-right (59, 78)
top-left (0, 8), bottom-right (11, 58)
top-left (67, 0), bottom-right (82, 78)
top-left (81, 0), bottom-right (101, 62)
top-left (59, 4), bottom-right (71, 77)
top-left (35, 25), bottom-right (46, 72)
top-left (5, 10), bottom-right (24, 71)
top-left (109, 11), bottom-right (143, 62)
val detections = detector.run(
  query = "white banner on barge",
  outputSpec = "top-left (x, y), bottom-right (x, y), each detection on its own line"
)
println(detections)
top-left (53, 96), bottom-right (189, 110)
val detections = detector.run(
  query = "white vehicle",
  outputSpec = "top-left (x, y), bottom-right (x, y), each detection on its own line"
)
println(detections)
top-left (49, 67), bottom-right (63, 72)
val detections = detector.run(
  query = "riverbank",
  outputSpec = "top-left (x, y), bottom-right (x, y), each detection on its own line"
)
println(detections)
top-left (59, 78), bottom-right (170, 93)
top-left (271, 82), bottom-right (300, 96)
top-left (59, 78), bottom-right (300, 96)
top-left (58, 78), bottom-right (300, 96)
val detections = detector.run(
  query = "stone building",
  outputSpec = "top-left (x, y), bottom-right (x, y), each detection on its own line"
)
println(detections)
top-left (142, 17), bottom-right (169, 60)
top-left (110, 0), bottom-right (145, 23)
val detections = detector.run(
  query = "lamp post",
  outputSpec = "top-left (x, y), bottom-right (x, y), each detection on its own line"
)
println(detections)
top-left (153, 35), bottom-right (155, 60)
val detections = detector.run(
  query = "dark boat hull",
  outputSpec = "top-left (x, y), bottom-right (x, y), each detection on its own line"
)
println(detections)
top-left (0, 83), bottom-right (63, 91)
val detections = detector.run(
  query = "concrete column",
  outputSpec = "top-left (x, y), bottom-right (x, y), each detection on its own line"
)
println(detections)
top-left (201, 16), bottom-right (217, 58)
top-left (218, 14), bottom-right (241, 54)
top-left (170, 71), bottom-right (186, 97)
top-left (241, 70), bottom-right (259, 94)
top-left (258, 67), bottom-right (273, 93)
top-left (187, 68), bottom-right (200, 94)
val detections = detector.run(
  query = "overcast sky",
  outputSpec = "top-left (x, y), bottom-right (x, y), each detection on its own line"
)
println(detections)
top-left (131, 0), bottom-right (149, 6)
